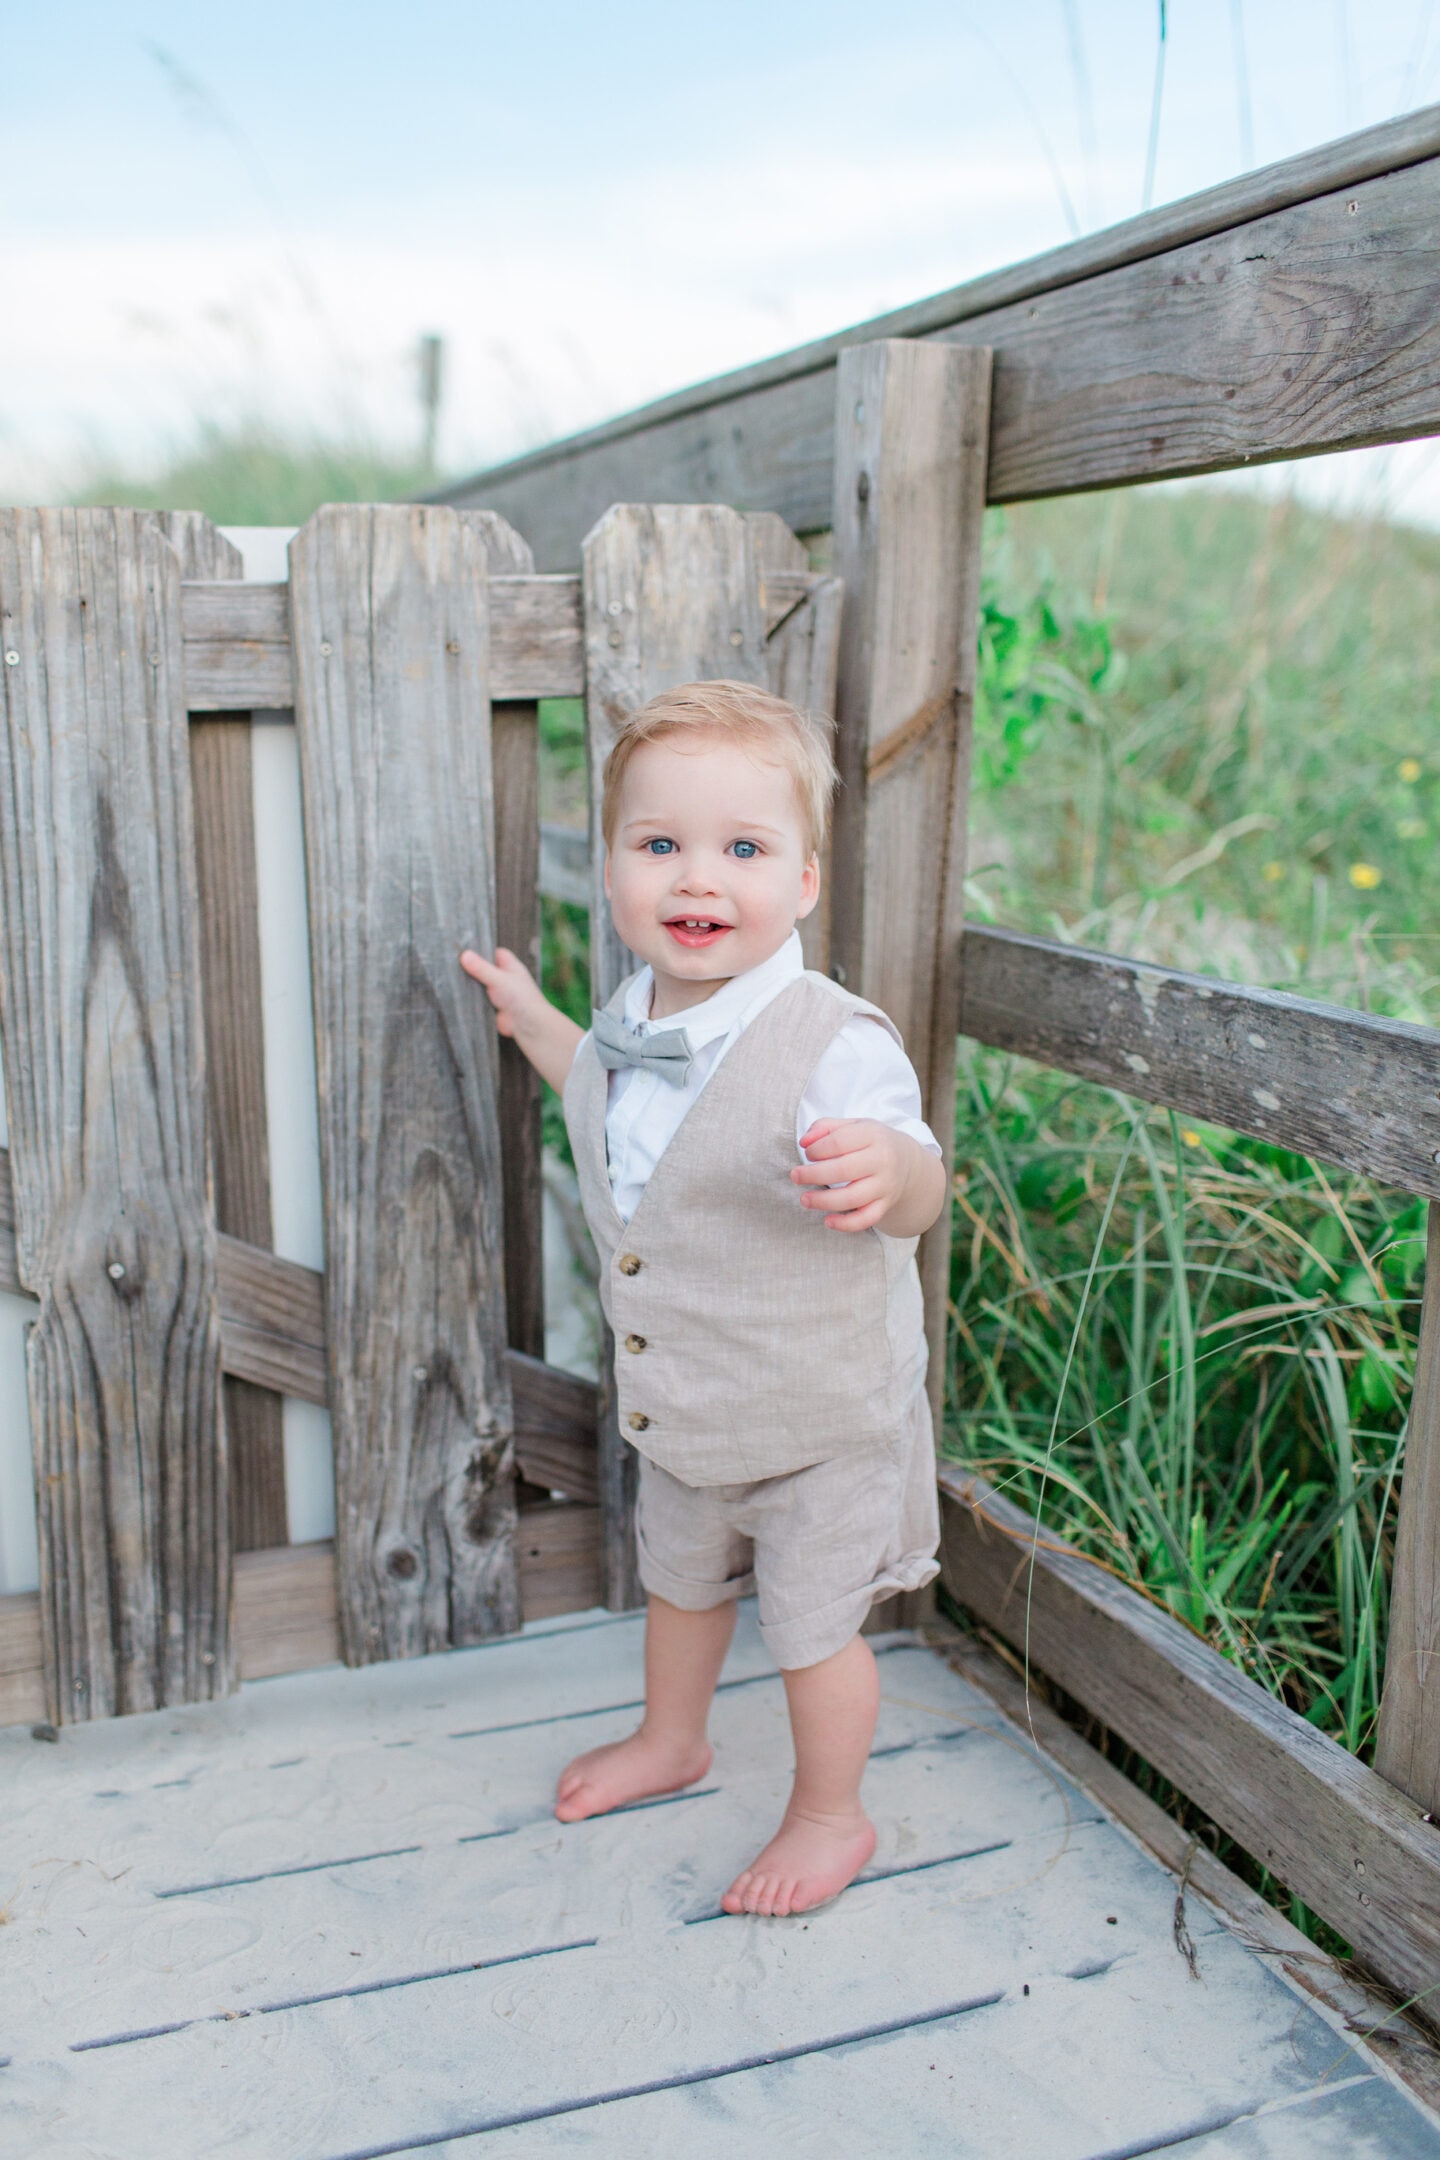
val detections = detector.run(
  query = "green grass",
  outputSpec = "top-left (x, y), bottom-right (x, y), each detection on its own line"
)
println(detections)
top-left (71, 420), bottom-right (436, 526)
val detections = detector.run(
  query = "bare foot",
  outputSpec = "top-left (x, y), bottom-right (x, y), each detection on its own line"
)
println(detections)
top-left (721, 1807), bottom-right (877, 1916)
top-left (554, 1730), bottom-right (712, 1822)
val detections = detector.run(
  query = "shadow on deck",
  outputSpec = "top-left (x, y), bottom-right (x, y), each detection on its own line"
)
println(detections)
top-left (4, 1606), bottom-right (1439, 2158)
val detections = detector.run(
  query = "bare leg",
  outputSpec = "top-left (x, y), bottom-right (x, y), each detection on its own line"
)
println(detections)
top-left (722, 1631), bottom-right (878, 1916)
top-left (555, 1595), bottom-right (735, 1821)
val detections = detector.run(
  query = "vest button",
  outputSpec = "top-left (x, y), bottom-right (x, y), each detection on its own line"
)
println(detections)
top-left (618, 1253), bottom-right (642, 1276)
top-left (627, 1412), bottom-right (650, 1432)
top-left (625, 1333), bottom-right (647, 1353)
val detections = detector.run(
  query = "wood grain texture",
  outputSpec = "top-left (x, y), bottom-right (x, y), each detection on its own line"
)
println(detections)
top-left (437, 118), bottom-right (1440, 563)
top-left (938, 1462), bottom-right (1440, 2028)
top-left (934, 1620), bottom-right (1440, 2119)
top-left (959, 924), bottom-right (1440, 1199)
top-left (580, 504), bottom-right (772, 1609)
top-left (746, 513), bottom-right (843, 975)
top-left (0, 508), bottom-right (230, 1721)
top-left (180, 574), bottom-right (586, 708)
top-left (186, 530), bottom-right (287, 1554)
top-left (179, 572), bottom-right (810, 711)
top-left (1376, 1205), bottom-right (1440, 1812)
top-left (1, 1500), bottom-right (605, 1711)
top-left (830, 342), bottom-right (992, 1429)
top-left (457, 510), bottom-right (547, 1377)
top-left (290, 504), bottom-right (520, 1663)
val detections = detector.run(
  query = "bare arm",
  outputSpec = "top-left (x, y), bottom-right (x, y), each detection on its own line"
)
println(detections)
top-left (460, 947), bottom-right (584, 1096)
top-left (790, 1119), bottom-right (948, 1239)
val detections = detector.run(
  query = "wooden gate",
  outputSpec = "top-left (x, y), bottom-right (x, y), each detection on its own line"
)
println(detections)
top-left (0, 499), bottom-right (839, 1724)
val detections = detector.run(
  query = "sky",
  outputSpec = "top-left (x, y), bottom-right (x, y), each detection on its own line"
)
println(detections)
top-left (5, 0), bottom-right (1440, 518)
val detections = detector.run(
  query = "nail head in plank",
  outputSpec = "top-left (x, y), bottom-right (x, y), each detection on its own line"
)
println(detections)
top-left (0, 508), bottom-right (231, 1720)
top-left (290, 504), bottom-right (520, 1661)
top-left (938, 1462), bottom-right (1440, 2029)
top-left (959, 923), bottom-right (1440, 1199)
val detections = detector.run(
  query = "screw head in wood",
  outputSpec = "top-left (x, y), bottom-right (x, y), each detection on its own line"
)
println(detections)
top-left (607, 600), bottom-right (623, 617)
top-left (1432, 1151), bottom-right (1440, 1164)
top-left (446, 640), bottom-right (460, 655)
top-left (730, 630), bottom-right (743, 646)
top-left (3, 651), bottom-right (17, 665)
top-left (608, 629), bottom-right (622, 648)
top-left (107, 1261), bottom-right (126, 1280)
top-left (413, 1365), bottom-right (427, 1382)
top-left (320, 640), bottom-right (333, 657)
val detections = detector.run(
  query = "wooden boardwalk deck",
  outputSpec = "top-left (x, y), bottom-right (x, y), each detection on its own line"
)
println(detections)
top-left (3, 1604), bottom-right (1439, 2158)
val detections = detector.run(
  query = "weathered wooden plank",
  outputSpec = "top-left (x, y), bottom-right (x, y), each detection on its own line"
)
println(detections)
top-left (180, 574), bottom-right (588, 708)
top-left (437, 112), bottom-right (1440, 562)
top-left (746, 514), bottom-right (843, 976)
top-left (0, 509), bottom-right (231, 1721)
top-left (1376, 1206), bottom-right (1440, 1812)
top-left (580, 504), bottom-right (774, 1609)
top-left (959, 924), bottom-right (1440, 1200)
top-left (177, 572), bottom-right (817, 710)
top-left (290, 504), bottom-right (520, 1662)
top-left (936, 1619), bottom-right (1440, 2119)
top-left (0, 1500), bottom-right (606, 1712)
top-left (938, 1461), bottom-right (1440, 2028)
top-left (458, 511), bottom-right (547, 1381)
top-left (503, 1349), bottom-right (600, 1503)
top-left (831, 343), bottom-right (992, 1436)
top-left (184, 522), bottom-right (288, 1556)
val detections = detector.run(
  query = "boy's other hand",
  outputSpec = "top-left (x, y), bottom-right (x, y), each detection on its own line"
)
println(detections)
top-left (792, 1118), bottom-right (946, 1239)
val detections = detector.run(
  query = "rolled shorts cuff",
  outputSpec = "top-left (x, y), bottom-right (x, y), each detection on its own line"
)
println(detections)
top-left (760, 1547), bottom-right (939, 1670)
top-left (635, 1509), bottom-right (755, 1612)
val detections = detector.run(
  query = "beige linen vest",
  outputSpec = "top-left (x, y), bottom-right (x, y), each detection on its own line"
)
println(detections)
top-left (563, 970), bottom-right (928, 1486)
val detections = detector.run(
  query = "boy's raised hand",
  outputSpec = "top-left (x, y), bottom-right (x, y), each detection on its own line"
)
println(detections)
top-left (792, 1118), bottom-right (947, 1240)
top-left (459, 946), bottom-right (584, 1094)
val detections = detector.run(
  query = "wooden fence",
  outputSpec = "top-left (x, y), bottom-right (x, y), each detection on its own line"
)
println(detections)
top-left (0, 499), bottom-right (838, 1715)
top-left (437, 107), bottom-right (1440, 2021)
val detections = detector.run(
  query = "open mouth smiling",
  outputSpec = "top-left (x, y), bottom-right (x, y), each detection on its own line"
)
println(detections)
top-left (664, 917), bottom-right (733, 947)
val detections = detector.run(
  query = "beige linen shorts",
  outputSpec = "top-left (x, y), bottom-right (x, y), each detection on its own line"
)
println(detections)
top-left (634, 1388), bottom-right (940, 1670)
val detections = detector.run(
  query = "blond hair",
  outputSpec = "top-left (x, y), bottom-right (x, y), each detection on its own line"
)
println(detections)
top-left (600, 680), bottom-right (836, 856)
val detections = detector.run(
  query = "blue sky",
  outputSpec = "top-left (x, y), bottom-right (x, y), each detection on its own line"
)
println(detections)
top-left (5, 1), bottom-right (1440, 511)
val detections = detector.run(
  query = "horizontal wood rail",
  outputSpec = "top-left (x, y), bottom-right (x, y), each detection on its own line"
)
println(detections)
top-left (434, 106), bottom-right (1440, 563)
top-left (0, 1151), bottom-right (599, 1504)
top-left (0, 1506), bottom-right (603, 1724)
top-left (959, 925), bottom-right (1440, 1201)
top-left (938, 1462), bottom-right (1440, 2026)
top-left (179, 568), bottom-right (821, 710)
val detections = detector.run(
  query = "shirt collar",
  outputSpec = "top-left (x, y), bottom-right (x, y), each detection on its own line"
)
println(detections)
top-left (623, 930), bottom-right (805, 1049)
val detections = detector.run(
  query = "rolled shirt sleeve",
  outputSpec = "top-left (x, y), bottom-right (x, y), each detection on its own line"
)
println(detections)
top-left (796, 1015), bottom-right (942, 1156)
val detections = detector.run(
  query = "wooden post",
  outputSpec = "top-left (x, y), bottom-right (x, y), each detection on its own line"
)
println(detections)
top-left (0, 509), bottom-right (231, 1719)
top-left (1376, 1203), bottom-right (1440, 1811)
top-left (173, 515), bottom-right (290, 1554)
top-left (580, 504), bottom-right (772, 1608)
top-left (745, 513), bottom-right (844, 975)
top-left (829, 340), bottom-right (993, 1432)
top-left (459, 513), bottom-right (547, 1370)
top-left (290, 505), bottom-right (520, 1662)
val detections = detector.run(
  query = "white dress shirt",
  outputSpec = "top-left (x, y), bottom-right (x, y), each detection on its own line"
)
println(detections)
top-left (599, 931), bottom-right (940, 1225)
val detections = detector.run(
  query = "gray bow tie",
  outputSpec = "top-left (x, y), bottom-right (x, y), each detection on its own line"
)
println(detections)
top-left (592, 1007), bottom-right (694, 1085)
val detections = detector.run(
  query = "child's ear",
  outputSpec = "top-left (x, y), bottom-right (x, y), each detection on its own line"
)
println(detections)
top-left (795, 853), bottom-right (821, 921)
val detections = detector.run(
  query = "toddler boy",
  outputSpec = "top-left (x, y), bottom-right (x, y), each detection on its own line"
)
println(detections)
top-left (461, 680), bottom-right (946, 1916)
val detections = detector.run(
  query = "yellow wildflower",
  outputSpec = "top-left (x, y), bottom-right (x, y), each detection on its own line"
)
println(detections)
top-left (1261, 860), bottom-right (1284, 883)
top-left (1348, 862), bottom-right (1382, 889)
top-left (1181, 1129), bottom-right (1202, 1147)
top-left (1398, 758), bottom-right (1422, 783)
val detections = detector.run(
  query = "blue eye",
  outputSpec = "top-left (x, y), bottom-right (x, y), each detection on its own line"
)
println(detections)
top-left (731, 840), bottom-right (759, 859)
top-left (645, 837), bottom-right (677, 855)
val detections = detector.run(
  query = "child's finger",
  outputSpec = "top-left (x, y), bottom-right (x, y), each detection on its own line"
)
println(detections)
top-left (799, 1175), bottom-right (883, 1214)
top-left (825, 1196), bottom-right (888, 1232)
top-left (790, 1152), bottom-right (871, 1187)
top-left (798, 1122), bottom-right (862, 1158)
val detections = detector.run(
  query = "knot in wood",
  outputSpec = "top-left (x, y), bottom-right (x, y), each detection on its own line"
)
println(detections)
top-left (385, 1544), bottom-right (420, 1580)
top-left (104, 1222), bottom-right (145, 1302)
